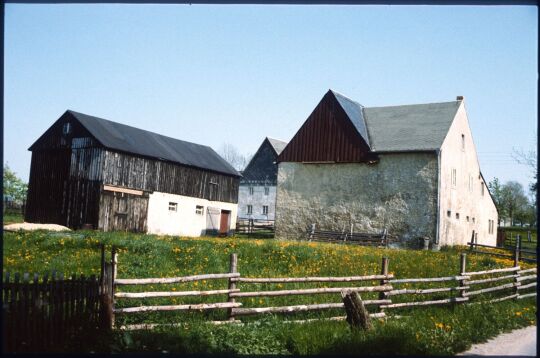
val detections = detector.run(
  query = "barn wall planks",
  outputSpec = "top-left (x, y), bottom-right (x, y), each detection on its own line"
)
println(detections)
top-left (277, 93), bottom-right (374, 164)
top-left (101, 151), bottom-right (239, 204)
top-left (98, 191), bottom-right (149, 232)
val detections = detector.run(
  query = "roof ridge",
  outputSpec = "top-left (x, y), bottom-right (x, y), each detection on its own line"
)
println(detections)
top-left (365, 100), bottom-right (460, 109)
top-left (329, 89), bottom-right (364, 107)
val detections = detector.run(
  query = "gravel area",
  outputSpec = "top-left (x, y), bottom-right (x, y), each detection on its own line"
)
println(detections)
top-left (458, 325), bottom-right (536, 356)
top-left (3, 222), bottom-right (71, 232)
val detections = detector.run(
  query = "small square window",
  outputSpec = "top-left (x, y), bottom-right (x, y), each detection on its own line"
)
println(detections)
top-left (249, 186), bottom-right (254, 195)
top-left (247, 205), bottom-right (252, 215)
top-left (447, 210), bottom-right (451, 217)
top-left (195, 205), bottom-right (204, 215)
top-left (264, 187), bottom-right (269, 196)
top-left (263, 205), bottom-right (268, 215)
top-left (455, 213), bottom-right (460, 220)
top-left (169, 202), bottom-right (178, 212)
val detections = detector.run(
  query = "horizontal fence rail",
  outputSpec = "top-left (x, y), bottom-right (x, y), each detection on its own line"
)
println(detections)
top-left (109, 252), bottom-right (537, 331)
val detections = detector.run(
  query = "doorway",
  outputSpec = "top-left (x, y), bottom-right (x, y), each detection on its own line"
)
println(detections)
top-left (219, 210), bottom-right (231, 236)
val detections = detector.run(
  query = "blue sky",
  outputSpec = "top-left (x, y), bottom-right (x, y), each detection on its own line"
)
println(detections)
top-left (4, 4), bottom-right (537, 194)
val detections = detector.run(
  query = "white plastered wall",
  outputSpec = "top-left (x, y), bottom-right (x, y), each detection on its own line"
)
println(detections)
top-left (146, 192), bottom-right (238, 237)
top-left (438, 101), bottom-right (498, 246)
top-left (237, 185), bottom-right (277, 220)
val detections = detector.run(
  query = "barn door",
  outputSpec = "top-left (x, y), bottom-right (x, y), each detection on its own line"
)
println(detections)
top-left (114, 195), bottom-right (128, 231)
top-left (219, 210), bottom-right (231, 236)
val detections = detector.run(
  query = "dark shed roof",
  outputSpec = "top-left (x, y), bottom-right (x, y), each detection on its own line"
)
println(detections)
top-left (42, 110), bottom-right (241, 177)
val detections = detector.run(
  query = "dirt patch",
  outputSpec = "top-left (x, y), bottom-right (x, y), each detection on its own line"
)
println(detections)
top-left (458, 325), bottom-right (536, 356)
top-left (3, 222), bottom-right (71, 232)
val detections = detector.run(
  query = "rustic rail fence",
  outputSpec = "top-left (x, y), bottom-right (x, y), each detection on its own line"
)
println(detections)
top-left (306, 224), bottom-right (392, 247)
top-left (236, 218), bottom-right (275, 238)
top-left (469, 234), bottom-right (537, 263)
top-left (3, 245), bottom-right (116, 353)
top-left (111, 252), bottom-right (537, 331)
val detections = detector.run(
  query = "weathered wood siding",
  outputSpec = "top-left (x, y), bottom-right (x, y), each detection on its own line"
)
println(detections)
top-left (102, 150), bottom-right (239, 203)
top-left (98, 191), bottom-right (149, 232)
top-left (277, 92), bottom-right (374, 163)
top-left (25, 112), bottom-right (105, 229)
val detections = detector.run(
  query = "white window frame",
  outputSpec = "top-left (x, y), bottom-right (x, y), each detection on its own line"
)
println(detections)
top-left (263, 205), bottom-right (268, 215)
top-left (169, 202), bottom-right (178, 212)
top-left (247, 205), bottom-right (252, 215)
top-left (195, 205), bottom-right (204, 215)
top-left (249, 186), bottom-right (254, 195)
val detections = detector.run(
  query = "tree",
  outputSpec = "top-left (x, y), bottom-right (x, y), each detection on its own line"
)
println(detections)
top-left (512, 146), bottom-right (537, 194)
top-left (3, 164), bottom-right (28, 204)
top-left (217, 143), bottom-right (252, 172)
top-left (500, 181), bottom-right (529, 226)
top-left (488, 178), bottom-right (506, 224)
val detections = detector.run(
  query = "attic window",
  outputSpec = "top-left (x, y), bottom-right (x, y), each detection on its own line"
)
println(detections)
top-left (264, 187), bottom-right (269, 196)
top-left (455, 213), bottom-right (460, 220)
top-left (63, 122), bottom-right (72, 135)
top-left (249, 186), bottom-right (254, 195)
top-left (447, 210), bottom-right (451, 217)
top-left (466, 216), bottom-right (470, 222)
top-left (481, 184), bottom-right (485, 196)
top-left (461, 134), bottom-right (465, 150)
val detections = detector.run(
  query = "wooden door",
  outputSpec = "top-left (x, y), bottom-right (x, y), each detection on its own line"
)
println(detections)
top-left (219, 210), bottom-right (231, 236)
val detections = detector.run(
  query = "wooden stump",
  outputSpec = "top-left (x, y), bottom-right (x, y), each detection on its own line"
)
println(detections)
top-left (341, 290), bottom-right (372, 330)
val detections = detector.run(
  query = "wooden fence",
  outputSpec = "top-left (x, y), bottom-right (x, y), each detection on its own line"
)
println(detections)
top-left (2, 245), bottom-right (116, 353)
top-left (306, 224), bottom-right (392, 247)
top-left (469, 234), bottom-right (537, 263)
top-left (111, 252), bottom-right (537, 331)
top-left (236, 218), bottom-right (275, 238)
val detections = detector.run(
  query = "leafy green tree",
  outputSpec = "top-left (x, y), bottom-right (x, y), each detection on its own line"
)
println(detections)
top-left (500, 181), bottom-right (529, 226)
top-left (488, 178), bottom-right (506, 224)
top-left (3, 164), bottom-right (28, 204)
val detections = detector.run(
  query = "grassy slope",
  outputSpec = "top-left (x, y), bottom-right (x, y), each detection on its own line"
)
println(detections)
top-left (2, 230), bottom-right (537, 354)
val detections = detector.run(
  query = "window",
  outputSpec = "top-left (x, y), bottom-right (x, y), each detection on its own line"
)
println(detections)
top-left (169, 202), bottom-right (178, 212)
top-left (455, 212), bottom-right (460, 220)
top-left (481, 183), bottom-right (485, 196)
top-left (472, 217), bottom-right (475, 223)
top-left (247, 205), bottom-right (252, 215)
top-left (263, 206), bottom-right (268, 215)
top-left (195, 205), bottom-right (204, 215)
top-left (447, 210), bottom-right (451, 217)
top-left (63, 122), bottom-right (72, 135)
top-left (249, 186), bottom-right (254, 195)
top-left (451, 169), bottom-right (457, 187)
top-left (466, 216), bottom-right (470, 222)
top-left (488, 220), bottom-right (494, 234)
top-left (264, 187), bottom-right (269, 196)
top-left (461, 134), bottom-right (465, 150)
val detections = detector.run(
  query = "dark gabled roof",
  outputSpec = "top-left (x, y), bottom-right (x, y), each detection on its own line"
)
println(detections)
top-left (330, 90), bottom-right (371, 148)
top-left (266, 137), bottom-right (288, 155)
top-left (363, 101), bottom-right (461, 152)
top-left (66, 110), bottom-right (241, 177)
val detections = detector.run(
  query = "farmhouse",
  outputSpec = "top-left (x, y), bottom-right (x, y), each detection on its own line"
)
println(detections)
top-left (25, 110), bottom-right (241, 236)
top-left (237, 137), bottom-right (288, 221)
top-left (275, 90), bottom-right (498, 247)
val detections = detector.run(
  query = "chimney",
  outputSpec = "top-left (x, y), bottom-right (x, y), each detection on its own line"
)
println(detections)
top-left (456, 96), bottom-right (465, 101)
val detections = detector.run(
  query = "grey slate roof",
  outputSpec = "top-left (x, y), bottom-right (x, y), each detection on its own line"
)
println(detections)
top-left (363, 101), bottom-right (461, 152)
top-left (267, 137), bottom-right (288, 155)
top-left (331, 90), bottom-right (371, 147)
top-left (67, 110), bottom-right (241, 177)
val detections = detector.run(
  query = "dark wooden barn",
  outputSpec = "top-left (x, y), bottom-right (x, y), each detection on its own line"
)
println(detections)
top-left (25, 110), bottom-right (241, 235)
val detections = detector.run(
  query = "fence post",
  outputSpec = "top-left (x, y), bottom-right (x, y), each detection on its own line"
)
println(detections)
top-left (514, 235), bottom-right (521, 266)
top-left (514, 237), bottom-right (521, 298)
top-left (469, 231), bottom-right (475, 251)
top-left (378, 257), bottom-right (389, 314)
top-left (459, 253), bottom-right (467, 300)
top-left (100, 244), bottom-right (105, 288)
top-left (227, 253), bottom-right (238, 321)
top-left (111, 247), bottom-right (117, 329)
top-left (527, 231), bottom-right (531, 243)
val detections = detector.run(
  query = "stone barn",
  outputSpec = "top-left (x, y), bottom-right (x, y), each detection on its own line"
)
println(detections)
top-left (25, 110), bottom-right (241, 236)
top-left (275, 90), bottom-right (498, 247)
top-left (238, 137), bottom-right (287, 221)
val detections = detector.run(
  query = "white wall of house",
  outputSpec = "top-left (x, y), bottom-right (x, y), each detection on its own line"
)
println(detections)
top-left (238, 184), bottom-right (277, 220)
top-left (146, 191), bottom-right (237, 237)
top-left (438, 101), bottom-right (498, 246)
